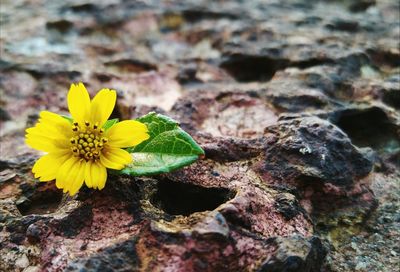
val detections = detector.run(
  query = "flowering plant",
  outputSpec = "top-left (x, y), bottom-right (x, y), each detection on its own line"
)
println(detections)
top-left (26, 83), bottom-right (204, 195)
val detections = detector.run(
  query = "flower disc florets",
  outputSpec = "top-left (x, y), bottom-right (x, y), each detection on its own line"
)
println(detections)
top-left (70, 121), bottom-right (107, 161)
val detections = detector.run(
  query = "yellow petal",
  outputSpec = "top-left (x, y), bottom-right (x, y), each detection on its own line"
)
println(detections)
top-left (106, 120), bottom-right (149, 148)
top-left (39, 111), bottom-right (72, 134)
top-left (26, 127), bottom-right (70, 151)
top-left (100, 147), bottom-right (131, 170)
top-left (91, 162), bottom-right (107, 190)
top-left (90, 88), bottom-right (116, 126)
top-left (56, 156), bottom-right (79, 190)
top-left (32, 151), bottom-right (71, 181)
top-left (100, 153), bottom-right (124, 170)
top-left (68, 160), bottom-right (86, 196)
top-left (34, 122), bottom-right (70, 141)
top-left (84, 162), bottom-right (93, 188)
top-left (90, 162), bottom-right (99, 189)
top-left (67, 83), bottom-right (91, 124)
top-left (26, 112), bottom-right (72, 152)
top-left (26, 136), bottom-right (57, 153)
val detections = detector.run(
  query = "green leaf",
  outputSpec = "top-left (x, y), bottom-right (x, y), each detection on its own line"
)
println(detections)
top-left (120, 112), bottom-right (204, 176)
top-left (61, 115), bottom-right (73, 123)
top-left (103, 118), bottom-right (119, 130)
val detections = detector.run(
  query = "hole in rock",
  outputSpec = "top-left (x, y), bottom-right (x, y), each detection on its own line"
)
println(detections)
top-left (382, 89), bottom-right (400, 109)
top-left (367, 49), bottom-right (400, 68)
top-left (220, 54), bottom-right (287, 82)
top-left (335, 107), bottom-right (400, 153)
top-left (46, 20), bottom-right (73, 33)
top-left (17, 188), bottom-right (62, 215)
top-left (151, 179), bottom-right (235, 216)
top-left (68, 3), bottom-right (98, 13)
top-left (348, 0), bottom-right (375, 12)
top-left (182, 9), bottom-right (238, 23)
top-left (104, 59), bottom-right (157, 73)
top-left (292, 58), bottom-right (335, 69)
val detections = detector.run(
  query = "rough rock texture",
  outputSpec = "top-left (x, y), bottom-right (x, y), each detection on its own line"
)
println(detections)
top-left (0, 0), bottom-right (399, 271)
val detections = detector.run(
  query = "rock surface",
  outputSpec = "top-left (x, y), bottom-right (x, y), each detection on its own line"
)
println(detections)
top-left (0, 0), bottom-right (399, 271)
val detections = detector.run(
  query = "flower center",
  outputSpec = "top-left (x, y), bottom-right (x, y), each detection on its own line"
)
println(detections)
top-left (70, 121), bottom-right (108, 161)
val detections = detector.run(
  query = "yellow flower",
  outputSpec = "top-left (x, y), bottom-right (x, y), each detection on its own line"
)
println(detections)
top-left (25, 83), bottom-right (150, 196)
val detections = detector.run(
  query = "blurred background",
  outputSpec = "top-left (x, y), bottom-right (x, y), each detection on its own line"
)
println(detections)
top-left (1, 0), bottom-right (398, 144)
